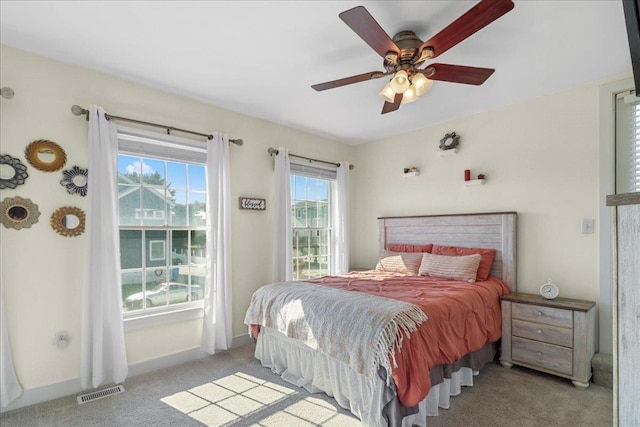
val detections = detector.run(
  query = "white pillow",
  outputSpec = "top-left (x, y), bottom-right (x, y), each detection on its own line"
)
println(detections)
top-left (419, 253), bottom-right (482, 283)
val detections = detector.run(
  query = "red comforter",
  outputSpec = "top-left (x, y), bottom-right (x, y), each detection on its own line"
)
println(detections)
top-left (307, 271), bottom-right (511, 407)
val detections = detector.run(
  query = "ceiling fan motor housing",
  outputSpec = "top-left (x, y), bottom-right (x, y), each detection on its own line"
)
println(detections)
top-left (384, 31), bottom-right (432, 76)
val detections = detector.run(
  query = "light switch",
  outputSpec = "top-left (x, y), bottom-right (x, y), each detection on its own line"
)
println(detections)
top-left (581, 218), bottom-right (594, 234)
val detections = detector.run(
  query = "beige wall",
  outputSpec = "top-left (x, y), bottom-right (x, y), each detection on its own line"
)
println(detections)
top-left (351, 83), bottom-right (603, 304)
top-left (0, 44), bottom-right (354, 390)
top-left (0, 42), bottom-right (621, 399)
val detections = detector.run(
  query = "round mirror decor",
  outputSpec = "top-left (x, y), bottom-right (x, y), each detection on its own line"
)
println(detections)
top-left (50, 206), bottom-right (86, 237)
top-left (0, 154), bottom-right (29, 189)
top-left (0, 196), bottom-right (40, 230)
top-left (60, 166), bottom-right (88, 196)
top-left (439, 132), bottom-right (460, 151)
top-left (24, 139), bottom-right (67, 172)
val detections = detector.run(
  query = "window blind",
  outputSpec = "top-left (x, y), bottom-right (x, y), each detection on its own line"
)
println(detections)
top-left (118, 129), bottom-right (206, 164)
top-left (632, 103), bottom-right (640, 192)
top-left (290, 162), bottom-right (337, 181)
top-left (615, 91), bottom-right (640, 193)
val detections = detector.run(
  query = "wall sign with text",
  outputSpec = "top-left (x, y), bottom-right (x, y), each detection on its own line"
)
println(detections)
top-left (239, 197), bottom-right (266, 211)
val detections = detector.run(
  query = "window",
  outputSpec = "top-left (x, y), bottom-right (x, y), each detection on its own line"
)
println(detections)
top-left (117, 131), bottom-right (207, 316)
top-left (290, 164), bottom-right (334, 280)
top-left (148, 240), bottom-right (166, 261)
top-left (631, 103), bottom-right (640, 192)
top-left (616, 91), bottom-right (640, 193)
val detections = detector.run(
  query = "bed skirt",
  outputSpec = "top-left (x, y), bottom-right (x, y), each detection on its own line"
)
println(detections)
top-left (255, 327), bottom-right (497, 427)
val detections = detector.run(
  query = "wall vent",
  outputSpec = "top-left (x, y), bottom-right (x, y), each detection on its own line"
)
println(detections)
top-left (77, 385), bottom-right (125, 404)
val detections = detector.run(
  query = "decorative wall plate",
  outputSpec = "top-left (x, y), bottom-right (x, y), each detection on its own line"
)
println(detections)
top-left (0, 154), bottom-right (29, 189)
top-left (439, 132), bottom-right (460, 150)
top-left (50, 206), bottom-right (86, 237)
top-left (60, 166), bottom-right (88, 196)
top-left (0, 196), bottom-right (40, 230)
top-left (25, 139), bottom-right (67, 172)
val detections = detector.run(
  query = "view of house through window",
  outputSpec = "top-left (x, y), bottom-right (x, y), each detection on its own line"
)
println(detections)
top-left (118, 152), bottom-right (206, 313)
top-left (291, 173), bottom-right (331, 280)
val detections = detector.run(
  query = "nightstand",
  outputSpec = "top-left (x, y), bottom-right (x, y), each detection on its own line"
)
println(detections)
top-left (500, 292), bottom-right (596, 389)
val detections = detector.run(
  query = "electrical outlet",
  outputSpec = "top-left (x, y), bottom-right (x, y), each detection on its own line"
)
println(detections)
top-left (54, 331), bottom-right (69, 347)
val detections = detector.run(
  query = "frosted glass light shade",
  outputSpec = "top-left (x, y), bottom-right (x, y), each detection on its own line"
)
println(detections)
top-left (390, 70), bottom-right (410, 93)
top-left (412, 73), bottom-right (433, 96)
top-left (401, 85), bottom-right (419, 104)
top-left (379, 83), bottom-right (396, 103)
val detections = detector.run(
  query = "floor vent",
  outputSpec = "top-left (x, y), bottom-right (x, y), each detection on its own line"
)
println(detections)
top-left (77, 385), bottom-right (125, 404)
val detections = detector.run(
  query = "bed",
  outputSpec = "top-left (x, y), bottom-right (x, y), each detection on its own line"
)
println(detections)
top-left (245, 212), bottom-right (517, 427)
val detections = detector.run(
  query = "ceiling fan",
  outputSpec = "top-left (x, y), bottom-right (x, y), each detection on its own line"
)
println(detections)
top-left (311, 0), bottom-right (515, 114)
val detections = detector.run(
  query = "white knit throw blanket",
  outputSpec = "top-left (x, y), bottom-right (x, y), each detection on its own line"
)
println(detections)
top-left (244, 281), bottom-right (428, 382)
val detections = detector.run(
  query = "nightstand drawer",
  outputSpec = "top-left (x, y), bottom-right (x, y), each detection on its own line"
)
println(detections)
top-left (512, 319), bottom-right (573, 347)
top-left (512, 302), bottom-right (572, 328)
top-left (512, 336), bottom-right (573, 375)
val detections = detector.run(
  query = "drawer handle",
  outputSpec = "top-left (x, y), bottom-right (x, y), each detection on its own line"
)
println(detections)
top-left (537, 329), bottom-right (543, 334)
top-left (536, 311), bottom-right (542, 317)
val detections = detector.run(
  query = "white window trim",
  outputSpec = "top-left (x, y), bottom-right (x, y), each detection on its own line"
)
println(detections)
top-left (598, 76), bottom-right (633, 355)
top-left (291, 167), bottom-right (334, 280)
top-left (123, 305), bottom-right (204, 332)
top-left (118, 126), bottom-right (208, 326)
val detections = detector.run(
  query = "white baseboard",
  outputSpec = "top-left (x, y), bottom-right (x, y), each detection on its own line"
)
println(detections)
top-left (0, 377), bottom-right (81, 415)
top-left (0, 334), bottom-right (254, 414)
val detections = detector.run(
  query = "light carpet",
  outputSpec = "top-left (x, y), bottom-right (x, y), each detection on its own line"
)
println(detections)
top-left (0, 344), bottom-right (612, 427)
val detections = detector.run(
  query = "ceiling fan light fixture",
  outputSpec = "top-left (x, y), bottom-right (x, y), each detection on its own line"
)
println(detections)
top-left (390, 70), bottom-right (410, 93)
top-left (379, 83), bottom-right (396, 103)
top-left (401, 85), bottom-right (419, 104)
top-left (412, 73), bottom-right (433, 96)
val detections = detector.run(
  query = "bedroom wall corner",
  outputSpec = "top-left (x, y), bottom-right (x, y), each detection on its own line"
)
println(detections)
top-left (351, 81), bottom-right (606, 310)
top-left (0, 44), bottom-right (354, 404)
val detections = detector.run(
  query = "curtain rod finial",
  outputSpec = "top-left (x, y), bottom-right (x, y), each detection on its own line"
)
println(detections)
top-left (71, 105), bottom-right (87, 116)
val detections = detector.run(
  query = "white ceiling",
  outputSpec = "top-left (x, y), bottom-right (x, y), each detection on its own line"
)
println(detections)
top-left (0, 1), bottom-right (632, 145)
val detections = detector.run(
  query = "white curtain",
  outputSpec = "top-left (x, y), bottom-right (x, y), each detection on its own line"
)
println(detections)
top-left (331, 162), bottom-right (350, 274)
top-left (201, 132), bottom-right (232, 353)
top-left (81, 105), bottom-right (128, 389)
top-left (273, 147), bottom-right (292, 282)
top-left (0, 249), bottom-right (22, 408)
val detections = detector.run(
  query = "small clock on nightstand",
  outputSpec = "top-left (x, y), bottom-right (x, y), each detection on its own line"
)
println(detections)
top-left (540, 279), bottom-right (559, 299)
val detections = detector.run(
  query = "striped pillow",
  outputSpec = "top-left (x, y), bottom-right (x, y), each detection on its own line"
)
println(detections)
top-left (418, 253), bottom-right (482, 283)
top-left (431, 245), bottom-right (496, 281)
top-left (375, 250), bottom-right (423, 275)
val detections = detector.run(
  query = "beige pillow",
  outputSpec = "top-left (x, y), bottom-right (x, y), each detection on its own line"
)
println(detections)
top-left (419, 253), bottom-right (482, 283)
top-left (375, 250), bottom-right (423, 275)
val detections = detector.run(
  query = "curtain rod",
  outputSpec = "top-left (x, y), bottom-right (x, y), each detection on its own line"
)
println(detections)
top-left (267, 147), bottom-right (354, 170)
top-left (70, 105), bottom-right (243, 146)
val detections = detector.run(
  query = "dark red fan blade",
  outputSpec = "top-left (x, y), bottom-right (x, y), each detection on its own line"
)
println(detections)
top-left (311, 71), bottom-right (385, 91)
top-left (424, 63), bottom-right (495, 85)
top-left (420, 0), bottom-right (514, 59)
top-left (339, 6), bottom-right (400, 58)
top-left (381, 93), bottom-right (403, 114)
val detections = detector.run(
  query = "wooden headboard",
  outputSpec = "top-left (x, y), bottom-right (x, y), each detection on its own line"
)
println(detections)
top-left (378, 212), bottom-right (517, 292)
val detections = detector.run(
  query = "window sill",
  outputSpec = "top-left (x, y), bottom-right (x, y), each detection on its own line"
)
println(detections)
top-left (123, 304), bottom-right (204, 332)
